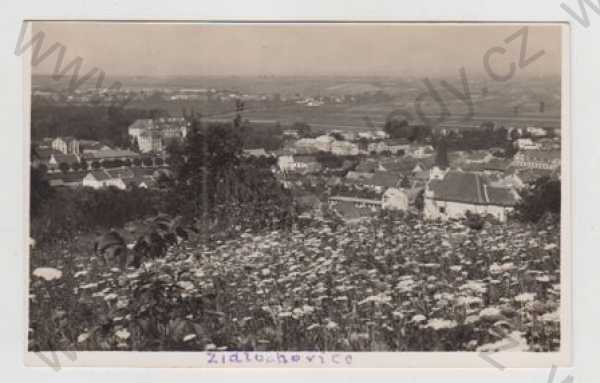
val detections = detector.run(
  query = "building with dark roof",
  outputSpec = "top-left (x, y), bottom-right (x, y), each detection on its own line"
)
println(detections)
top-left (45, 171), bottom-right (87, 187)
top-left (364, 171), bottom-right (402, 192)
top-left (82, 149), bottom-right (139, 161)
top-left (424, 170), bottom-right (519, 222)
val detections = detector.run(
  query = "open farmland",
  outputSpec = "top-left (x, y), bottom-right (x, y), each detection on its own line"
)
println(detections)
top-left (29, 213), bottom-right (560, 352)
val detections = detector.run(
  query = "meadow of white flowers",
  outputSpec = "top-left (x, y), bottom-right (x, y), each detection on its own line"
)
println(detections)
top-left (29, 213), bottom-right (560, 352)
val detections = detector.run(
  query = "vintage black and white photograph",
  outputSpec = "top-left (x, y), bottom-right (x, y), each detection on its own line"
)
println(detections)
top-left (25, 21), bottom-right (568, 367)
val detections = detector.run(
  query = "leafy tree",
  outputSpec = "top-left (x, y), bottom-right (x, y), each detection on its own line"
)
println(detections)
top-left (384, 117), bottom-right (409, 139)
top-left (330, 132), bottom-right (344, 141)
top-left (464, 211), bottom-right (484, 230)
top-left (434, 136), bottom-right (449, 169)
top-left (400, 176), bottom-right (411, 189)
top-left (504, 140), bottom-right (518, 158)
top-left (59, 162), bottom-right (70, 173)
top-left (31, 102), bottom-right (159, 147)
top-left (510, 128), bottom-right (521, 141)
top-left (30, 166), bottom-right (52, 218)
top-left (414, 189), bottom-right (425, 211)
top-left (292, 122), bottom-right (312, 138)
top-left (130, 138), bottom-right (140, 153)
top-left (515, 176), bottom-right (560, 222)
top-left (316, 152), bottom-right (344, 169)
top-left (168, 117), bottom-right (295, 232)
top-left (30, 187), bottom-right (166, 244)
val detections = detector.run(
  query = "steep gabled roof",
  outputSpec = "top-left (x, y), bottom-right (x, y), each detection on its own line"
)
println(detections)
top-left (83, 149), bottom-right (139, 160)
top-left (106, 167), bottom-right (135, 179)
top-left (52, 153), bottom-right (80, 165)
top-left (294, 155), bottom-right (318, 164)
top-left (428, 171), bottom-right (518, 207)
top-left (485, 186), bottom-right (519, 206)
top-left (87, 170), bottom-right (111, 181)
top-left (367, 171), bottom-right (402, 189)
top-left (355, 160), bottom-right (378, 173)
top-left (429, 171), bottom-right (486, 205)
top-left (34, 148), bottom-right (62, 161)
top-left (128, 119), bottom-right (155, 131)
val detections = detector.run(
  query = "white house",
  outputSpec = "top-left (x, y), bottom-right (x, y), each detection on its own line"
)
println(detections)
top-left (357, 131), bottom-right (376, 140)
top-left (424, 171), bottom-right (519, 222)
top-left (526, 126), bottom-right (548, 138)
top-left (410, 145), bottom-right (435, 158)
top-left (368, 140), bottom-right (410, 154)
top-left (277, 155), bottom-right (296, 172)
top-left (282, 129), bottom-right (299, 139)
top-left (331, 140), bottom-right (359, 156)
top-left (516, 138), bottom-right (540, 151)
top-left (382, 188), bottom-right (410, 210)
top-left (82, 170), bottom-right (127, 190)
top-left (314, 135), bottom-right (335, 152)
top-left (52, 137), bottom-right (80, 155)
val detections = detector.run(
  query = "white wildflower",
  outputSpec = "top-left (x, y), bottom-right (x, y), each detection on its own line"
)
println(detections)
top-left (183, 334), bottom-right (197, 342)
top-left (176, 281), bottom-right (195, 291)
top-left (326, 320), bottom-right (338, 330)
top-left (74, 270), bottom-right (88, 278)
top-left (540, 310), bottom-right (560, 323)
top-left (426, 318), bottom-right (457, 330)
top-left (479, 307), bottom-right (502, 320)
top-left (77, 332), bottom-right (90, 343)
top-left (33, 267), bottom-right (62, 281)
top-left (104, 293), bottom-right (118, 301)
top-left (514, 292), bottom-right (536, 303)
top-left (115, 329), bottom-right (130, 340)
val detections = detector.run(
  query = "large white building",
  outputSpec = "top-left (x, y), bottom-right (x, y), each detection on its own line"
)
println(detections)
top-left (51, 137), bottom-right (80, 155)
top-left (138, 130), bottom-right (164, 153)
top-left (424, 171), bottom-right (519, 222)
top-left (128, 117), bottom-right (189, 153)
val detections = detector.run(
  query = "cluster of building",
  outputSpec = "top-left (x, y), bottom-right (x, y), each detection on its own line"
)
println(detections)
top-left (43, 166), bottom-right (171, 189)
top-left (266, 125), bottom-right (560, 223)
top-left (127, 117), bottom-right (189, 153)
top-left (32, 137), bottom-right (141, 171)
top-left (32, 135), bottom-right (169, 190)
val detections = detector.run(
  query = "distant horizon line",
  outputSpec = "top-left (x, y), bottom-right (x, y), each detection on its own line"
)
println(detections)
top-left (31, 73), bottom-right (561, 79)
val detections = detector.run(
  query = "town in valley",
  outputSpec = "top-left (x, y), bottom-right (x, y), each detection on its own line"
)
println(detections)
top-left (28, 23), bottom-right (563, 355)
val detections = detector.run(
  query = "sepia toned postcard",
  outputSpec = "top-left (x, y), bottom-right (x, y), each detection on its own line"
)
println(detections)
top-left (22, 21), bottom-right (570, 368)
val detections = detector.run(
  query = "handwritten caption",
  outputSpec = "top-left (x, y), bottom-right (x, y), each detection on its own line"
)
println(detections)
top-left (206, 352), bottom-right (353, 366)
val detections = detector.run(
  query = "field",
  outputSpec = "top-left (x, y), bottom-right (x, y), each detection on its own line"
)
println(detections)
top-left (28, 213), bottom-right (561, 352)
top-left (33, 74), bottom-right (562, 131)
top-left (205, 101), bottom-right (561, 132)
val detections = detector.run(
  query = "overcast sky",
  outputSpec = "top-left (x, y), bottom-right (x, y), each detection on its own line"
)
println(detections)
top-left (30, 22), bottom-right (563, 78)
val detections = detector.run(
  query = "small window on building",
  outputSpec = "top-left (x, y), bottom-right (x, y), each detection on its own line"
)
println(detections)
top-left (439, 207), bottom-right (446, 214)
